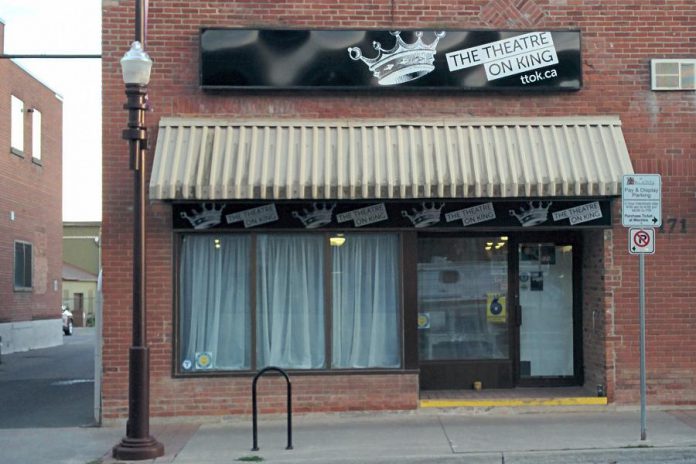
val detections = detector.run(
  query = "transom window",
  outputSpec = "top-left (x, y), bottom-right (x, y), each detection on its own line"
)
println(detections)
top-left (178, 232), bottom-right (401, 372)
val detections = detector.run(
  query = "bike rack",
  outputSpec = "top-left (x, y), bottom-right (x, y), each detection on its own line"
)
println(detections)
top-left (251, 366), bottom-right (293, 451)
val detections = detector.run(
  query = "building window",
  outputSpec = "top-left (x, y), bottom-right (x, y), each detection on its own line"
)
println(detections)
top-left (331, 234), bottom-right (400, 368)
top-left (178, 232), bottom-right (401, 373)
top-left (11, 95), bottom-right (24, 154)
top-left (417, 237), bottom-right (509, 361)
top-left (651, 59), bottom-right (696, 90)
top-left (256, 234), bottom-right (325, 368)
top-left (180, 235), bottom-right (252, 370)
top-left (14, 241), bottom-right (33, 290)
top-left (32, 109), bottom-right (42, 161)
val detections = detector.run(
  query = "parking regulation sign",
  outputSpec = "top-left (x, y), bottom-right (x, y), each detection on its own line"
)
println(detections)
top-left (629, 228), bottom-right (655, 254)
top-left (622, 174), bottom-right (661, 227)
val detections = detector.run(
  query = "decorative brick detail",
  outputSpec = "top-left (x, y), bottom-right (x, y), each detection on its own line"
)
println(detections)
top-left (480, 0), bottom-right (545, 28)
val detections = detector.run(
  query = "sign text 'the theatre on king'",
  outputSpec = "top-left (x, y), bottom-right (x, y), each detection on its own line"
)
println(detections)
top-left (200, 29), bottom-right (582, 90)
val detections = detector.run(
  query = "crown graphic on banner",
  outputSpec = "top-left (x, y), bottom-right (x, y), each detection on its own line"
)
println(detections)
top-left (348, 31), bottom-right (446, 85)
top-left (401, 202), bottom-right (444, 227)
top-left (509, 201), bottom-right (552, 227)
top-left (292, 203), bottom-right (336, 228)
top-left (180, 203), bottom-right (225, 229)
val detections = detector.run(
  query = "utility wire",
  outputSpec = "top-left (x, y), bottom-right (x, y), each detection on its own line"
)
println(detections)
top-left (0, 54), bottom-right (101, 59)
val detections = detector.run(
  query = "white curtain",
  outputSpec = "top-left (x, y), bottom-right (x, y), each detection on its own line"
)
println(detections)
top-left (332, 234), bottom-right (400, 368)
top-left (180, 235), bottom-right (251, 370)
top-left (256, 235), bottom-right (325, 369)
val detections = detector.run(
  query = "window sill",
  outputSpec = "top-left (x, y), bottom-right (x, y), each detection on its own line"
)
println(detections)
top-left (14, 287), bottom-right (33, 293)
top-left (10, 147), bottom-right (24, 158)
top-left (173, 368), bottom-right (419, 379)
top-left (31, 157), bottom-right (43, 166)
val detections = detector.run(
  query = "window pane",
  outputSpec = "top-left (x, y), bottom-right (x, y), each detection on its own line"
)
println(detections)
top-left (14, 242), bottom-right (24, 287)
top-left (32, 110), bottom-right (42, 160)
top-left (418, 237), bottom-right (509, 361)
top-left (656, 75), bottom-right (679, 88)
top-left (23, 243), bottom-right (32, 288)
top-left (13, 242), bottom-right (31, 289)
top-left (655, 62), bottom-right (679, 74)
top-left (331, 233), bottom-right (400, 368)
top-left (681, 63), bottom-right (695, 89)
top-left (256, 234), bottom-right (325, 369)
top-left (519, 244), bottom-right (574, 377)
top-left (179, 235), bottom-right (251, 371)
top-left (11, 96), bottom-right (24, 152)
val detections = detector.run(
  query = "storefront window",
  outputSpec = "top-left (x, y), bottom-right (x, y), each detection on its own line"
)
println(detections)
top-left (417, 237), bottom-right (509, 361)
top-left (178, 232), bottom-right (401, 372)
top-left (179, 235), bottom-right (252, 371)
top-left (256, 234), bottom-right (325, 369)
top-left (332, 234), bottom-right (400, 368)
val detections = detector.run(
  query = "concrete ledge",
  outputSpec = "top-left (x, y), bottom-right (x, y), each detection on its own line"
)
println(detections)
top-left (0, 319), bottom-right (63, 354)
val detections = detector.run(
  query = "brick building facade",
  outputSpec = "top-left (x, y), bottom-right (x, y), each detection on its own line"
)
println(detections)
top-left (101, 1), bottom-right (696, 421)
top-left (0, 20), bottom-right (63, 353)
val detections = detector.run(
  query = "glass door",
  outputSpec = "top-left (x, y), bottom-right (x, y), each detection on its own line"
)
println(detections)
top-left (517, 242), bottom-right (578, 384)
top-left (417, 236), bottom-right (513, 390)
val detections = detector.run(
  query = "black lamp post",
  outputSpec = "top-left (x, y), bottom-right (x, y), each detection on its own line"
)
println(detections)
top-left (112, 0), bottom-right (164, 460)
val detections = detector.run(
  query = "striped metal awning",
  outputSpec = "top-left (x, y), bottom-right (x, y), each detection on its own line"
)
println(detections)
top-left (149, 116), bottom-right (634, 200)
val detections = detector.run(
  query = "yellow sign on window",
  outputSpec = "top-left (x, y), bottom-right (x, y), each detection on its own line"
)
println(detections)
top-left (486, 293), bottom-right (507, 323)
top-left (418, 313), bottom-right (430, 329)
top-left (195, 352), bottom-right (213, 369)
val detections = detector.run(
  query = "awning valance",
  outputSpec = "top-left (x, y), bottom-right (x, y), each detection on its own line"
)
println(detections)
top-left (149, 116), bottom-right (634, 200)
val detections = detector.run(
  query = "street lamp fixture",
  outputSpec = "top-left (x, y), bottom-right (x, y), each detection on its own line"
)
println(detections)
top-left (121, 41), bottom-right (152, 85)
top-left (111, 33), bottom-right (164, 461)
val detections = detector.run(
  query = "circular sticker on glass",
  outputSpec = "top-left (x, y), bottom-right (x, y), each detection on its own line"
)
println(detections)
top-left (417, 313), bottom-right (430, 329)
top-left (195, 352), bottom-right (213, 369)
top-left (182, 359), bottom-right (193, 370)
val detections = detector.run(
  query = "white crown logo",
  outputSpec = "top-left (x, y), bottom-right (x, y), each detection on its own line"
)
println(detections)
top-left (509, 201), bottom-right (552, 227)
top-left (348, 31), bottom-right (446, 86)
top-left (292, 203), bottom-right (336, 228)
top-left (180, 203), bottom-right (225, 229)
top-left (402, 202), bottom-right (444, 228)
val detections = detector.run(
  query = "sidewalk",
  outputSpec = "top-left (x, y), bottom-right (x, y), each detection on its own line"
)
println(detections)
top-left (98, 408), bottom-right (696, 464)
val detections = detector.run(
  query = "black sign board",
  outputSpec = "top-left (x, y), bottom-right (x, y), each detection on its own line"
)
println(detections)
top-left (200, 29), bottom-right (581, 91)
top-left (173, 199), bottom-right (610, 231)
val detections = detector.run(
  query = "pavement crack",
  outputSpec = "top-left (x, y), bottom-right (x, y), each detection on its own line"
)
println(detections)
top-left (437, 415), bottom-right (457, 454)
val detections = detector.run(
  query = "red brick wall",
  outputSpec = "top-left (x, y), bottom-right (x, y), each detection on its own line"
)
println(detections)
top-left (104, 372), bottom-right (419, 420)
top-left (0, 21), bottom-right (63, 323)
top-left (102, 0), bottom-right (696, 418)
top-left (581, 229), bottom-right (608, 398)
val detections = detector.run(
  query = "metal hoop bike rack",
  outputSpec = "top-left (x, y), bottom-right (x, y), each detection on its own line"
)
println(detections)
top-left (251, 366), bottom-right (293, 451)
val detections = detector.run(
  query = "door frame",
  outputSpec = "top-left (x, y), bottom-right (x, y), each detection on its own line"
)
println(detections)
top-left (510, 231), bottom-right (584, 387)
top-left (415, 230), bottom-right (584, 390)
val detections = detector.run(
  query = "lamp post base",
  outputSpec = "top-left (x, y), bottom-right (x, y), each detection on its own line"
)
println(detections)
top-left (113, 436), bottom-right (164, 461)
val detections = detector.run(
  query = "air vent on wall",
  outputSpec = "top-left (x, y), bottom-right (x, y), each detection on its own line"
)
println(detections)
top-left (651, 59), bottom-right (696, 90)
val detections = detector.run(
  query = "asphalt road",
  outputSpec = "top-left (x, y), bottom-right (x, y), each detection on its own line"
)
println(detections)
top-left (0, 328), bottom-right (96, 428)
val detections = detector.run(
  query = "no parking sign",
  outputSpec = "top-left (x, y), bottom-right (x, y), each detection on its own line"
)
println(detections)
top-left (629, 228), bottom-right (655, 254)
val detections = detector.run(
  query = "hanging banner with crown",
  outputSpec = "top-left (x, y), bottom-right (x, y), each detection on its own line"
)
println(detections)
top-left (200, 29), bottom-right (581, 90)
top-left (173, 200), bottom-right (610, 230)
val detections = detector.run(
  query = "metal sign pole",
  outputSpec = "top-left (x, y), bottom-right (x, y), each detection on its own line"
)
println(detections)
top-left (623, 174), bottom-right (660, 442)
top-left (639, 253), bottom-right (647, 441)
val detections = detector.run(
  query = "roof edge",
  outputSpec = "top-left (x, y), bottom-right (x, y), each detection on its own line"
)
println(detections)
top-left (158, 115), bottom-right (623, 128)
